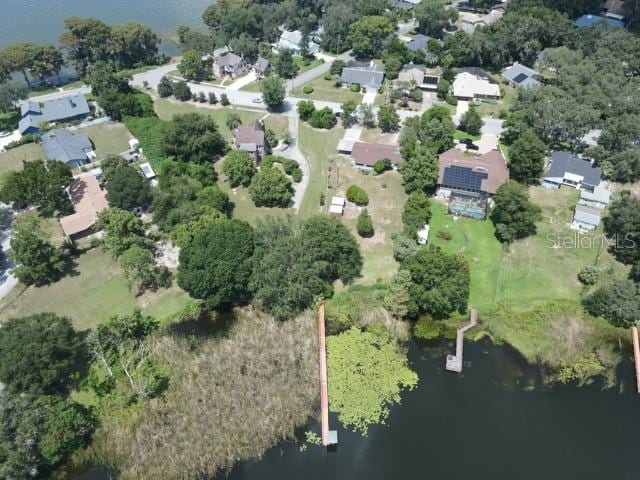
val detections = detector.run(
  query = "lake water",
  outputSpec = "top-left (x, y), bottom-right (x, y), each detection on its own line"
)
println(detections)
top-left (0, 0), bottom-right (212, 50)
top-left (81, 339), bottom-right (640, 480)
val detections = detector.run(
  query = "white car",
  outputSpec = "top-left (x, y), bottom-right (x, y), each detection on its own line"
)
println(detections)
top-left (0, 131), bottom-right (11, 138)
top-left (252, 97), bottom-right (262, 104)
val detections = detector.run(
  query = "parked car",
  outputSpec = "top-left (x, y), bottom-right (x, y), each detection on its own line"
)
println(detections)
top-left (459, 138), bottom-right (479, 150)
top-left (0, 131), bottom-right (12, 138)
top-left (252, 97), bottom-right (262, 104)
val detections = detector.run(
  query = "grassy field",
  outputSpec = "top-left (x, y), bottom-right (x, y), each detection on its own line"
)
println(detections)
top-left (154, 99), bottom-right (268, 142)
top-left (0, 248), bottom-right (192, 331)
top-left (454, 129), bottom-right (481, 141)
top-left (0, 143), bottom-right (42, 175)
top-left (293, 56), bottom-right (324, 74)
top-left (494, 186), bottom-right (626, 310)
top-left (215, 162), bottom-right (291, 225)
top-left (83, 123), bottom-right (132, 159)
top-left (475, 80), bottom-right (516, 118)
top-left (359, 128), bottom-right (398, 144)
top-left (428, 201), bottom-right (503, 314)
top-left (292, 75), bottom-right (363, 104)
top-left (327, 157), bottom-right (407, 284)
top-left (240, 80), bottom-right (262, 92)
top-left (297, 123), bottom-right (345, 218)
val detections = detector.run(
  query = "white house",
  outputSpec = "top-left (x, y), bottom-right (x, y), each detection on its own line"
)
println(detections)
top-left (453, 68), bottom-right (500, 100)
top-left (572, 204), bottom-right (602, 231)
top-left (277, 30), bottom-right (320, 54)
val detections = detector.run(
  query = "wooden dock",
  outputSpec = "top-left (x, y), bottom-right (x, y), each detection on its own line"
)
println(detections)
top-left (632, 326), bottom-right (640, 393)
top-left (446, 309), bottom-right (478, 373)
top-left (317, 302), bottom-right (337, 446)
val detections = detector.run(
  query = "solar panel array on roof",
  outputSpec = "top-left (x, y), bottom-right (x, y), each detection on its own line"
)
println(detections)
top-left (442, 165), bottom-right (487, 191)
top-left (512, 72), bottom-right (528, 84)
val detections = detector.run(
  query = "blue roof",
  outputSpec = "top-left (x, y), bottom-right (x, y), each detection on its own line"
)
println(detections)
top-left (19, 94), bottom-right (90, 135)
top-left (41, 128), bottom-right (93, 167)
top-left (574, 14), bottom-right (624, 28)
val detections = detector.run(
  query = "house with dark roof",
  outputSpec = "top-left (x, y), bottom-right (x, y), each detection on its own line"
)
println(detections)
top-left (574, 14), bottom-right (624, 28)
top-left (212, 49), bottom-right (248, 78)
top-left (253, 57), bottom-right (271, 78)
top-left (501, 63), bottom-right (542, 88)
top-left (406, 34), bottom-right (444, 53)
top-left (397, 64), bottom-right (442, 90)
top-left (542, 151), bottom-right (602, 192)
top-left (19, 94), bottom-right (90, 136)
top-left (341, 63), bottom-right (385, 90)
top-left (232, 120), bottom-right (266, 165)
top-left (41, 128), bottom-right (95, 168)
top-left (389, 0), bottom-right (414, 11)
top-left (351, 142), bottom-right (403, 169)
top-left (437, 148), bottom-right (509, 220)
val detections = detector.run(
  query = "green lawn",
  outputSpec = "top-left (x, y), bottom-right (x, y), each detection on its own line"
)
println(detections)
top-left (297, 123), bottom-right (345, 218)
top-left (475, 80), bottom-right (515, 118)
top-left (215, 161), bottom-right (291, 225)
top-left (0, 248), bottom-right (192, 331)
top-left (263, 113), bottom-right (289, 139)
top-left (0, 143), bottom-right (42, 175)
top-left (154, 99), bottom-right (266, 142)
top-left (359, 127), bottom-right (398, 144)
top-left (428, 202), bottom-right (503, 314)
top-left (83, 123), bottom-right (132, 159)
top-left (494, 186), bottom-right (627, 310)
top-left (293, 55), bottom-right (324, 74)
top-left (239, 80), bottom-right (262, 92)
top-left (454, 129), bottom-right (481, 141)
top-left (291, 75), bottom-right (363, 104)
top-left (327, 157), bottom-right (407, 285)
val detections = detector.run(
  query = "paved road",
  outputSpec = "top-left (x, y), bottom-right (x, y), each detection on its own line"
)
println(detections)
top-left (0, 207), bottom-right (18, 301)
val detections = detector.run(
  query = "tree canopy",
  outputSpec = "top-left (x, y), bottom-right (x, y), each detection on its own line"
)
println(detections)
top-left (222, 150), bottom-right (257, 187)
top-left (178, 218), bottom-right (254, 308)
top-left (261, 75), bottom-right (286, 110)
top-left (0, 313), bottom-right (82, 395)
top-left (603, 195), bottom-right (640, 265)
top-left (490, 180), bottom-right (541, 243)
top-left (248, 166), bottom-right (294, 207)
top-left (162, 113), bottom-right (228, 164)
top-left (402, 247), bottom-right (470, 318)
top-left (347, 16), bottom-right (396, 59)
top-left (104, 157), bottom-right (152, 211)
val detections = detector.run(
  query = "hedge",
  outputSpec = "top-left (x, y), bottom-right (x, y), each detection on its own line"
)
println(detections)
top-left (303, 85), bottom-right (314, 94)
top-left (123, 116), bottom-right (171, 166)
top-left (346, 185), bottom-right (368, 206)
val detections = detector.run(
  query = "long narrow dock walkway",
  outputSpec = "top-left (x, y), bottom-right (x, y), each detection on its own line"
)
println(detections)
top-left (446, 309), bottom-right (478, 373)
top-left (632, 326), bottom-right (640, 393)
top-left (317, 302), bottom-right (337, 446)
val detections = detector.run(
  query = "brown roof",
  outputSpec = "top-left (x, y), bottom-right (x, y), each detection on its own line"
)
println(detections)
top-left (232, 120), bottom-right (265, 147)
top-left (60, 174), bottom-right (109, 237)
top-left (351, 142), bottom-right (403, 167)
top-left (603, 0), bottom-right (625, 16)
top-left (438, 148), bottom-right (509, 194)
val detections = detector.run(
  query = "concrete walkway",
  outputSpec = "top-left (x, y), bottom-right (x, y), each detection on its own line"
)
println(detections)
top-left (283, 114), bottom-right (310, 211)
top-left (362, 91), bottom-right (377, 105)
top-left (226, 72), bottom-right (257, 91)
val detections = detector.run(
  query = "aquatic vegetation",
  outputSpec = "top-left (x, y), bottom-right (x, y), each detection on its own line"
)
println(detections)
top-left (327, 327), bottom-right (418, 434)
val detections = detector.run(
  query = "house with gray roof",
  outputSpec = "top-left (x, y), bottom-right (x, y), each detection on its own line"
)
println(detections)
top-left (579, 185), bottom-right (611, 209)
top-left (406, 34), bottom-right (444, 53)
top-left (572, 204), bottom-right (602, 230)
top-left (41, 128), bottom-right (95, 168)
top-left (341, 63), bottom-right (385, 90)
top-left (253, 56), bottom-right (271, 78)
top-left (19, 94), bottom-right (90, 136)
top-left (389, 0), bottom-right (414, 11)
top-left (212, 50), bottom-right (247, 78)
top-left (232, 120), bottom-right (266, 165)
top-left (501, 63), bottom-right (542, 88)
top-left (542, 151), bottom-right (602, 192)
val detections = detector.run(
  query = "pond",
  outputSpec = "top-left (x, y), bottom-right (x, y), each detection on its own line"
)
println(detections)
top-left (76, 339), bottom-right (640, 480)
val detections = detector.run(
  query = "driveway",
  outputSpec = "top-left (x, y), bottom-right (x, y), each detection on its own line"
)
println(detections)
top-left (475, 133), bottom-right (499, 154)
top-left (226, 72), bottom-right (257, 91)
top-left (0, 130), bottom-right (20, 152)
top-left (289, 50), bottom-right (353, 92)
top-left (284, 114), bottom-right (310, 211)
top-left (130, 63), bottom-right (179, 90)
top-left (456, 100), bottom-right (469, 117)
top-left (362, 91), bottom-right (377, 105)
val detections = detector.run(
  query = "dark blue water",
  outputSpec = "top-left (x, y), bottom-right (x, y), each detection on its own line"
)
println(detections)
top-left (224, 340), bottom-right (640, 480)
top-left (0, 0), bottom-right (212, 49)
